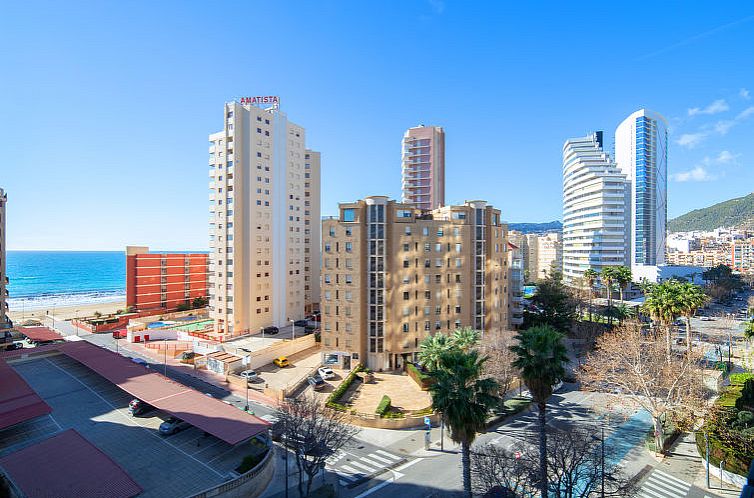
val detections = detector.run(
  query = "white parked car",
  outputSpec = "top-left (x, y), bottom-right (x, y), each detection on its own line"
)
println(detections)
top-left (239, 370), bottom-right (260, 382)
top-left (317, 367), bottom-right (335, 380)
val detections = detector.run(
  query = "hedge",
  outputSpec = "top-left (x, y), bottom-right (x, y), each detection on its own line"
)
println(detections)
top-left (235, 447), bottom-right (269, 473)
top-left (730, 373), bottom-right (754, 385)
top-left (325, 364), bottom-right (363, 411)
top-left (375, 395), bottom-right (391, 417)
top-left (406, 363), bottom-right (435, 390)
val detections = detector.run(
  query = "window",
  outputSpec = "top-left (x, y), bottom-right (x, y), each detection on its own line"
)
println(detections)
top-left (329, 227), bottom-right (336, 236)
top-left (345, 242), bottom-right (352, 252)
top-left (324, 243), bottom-right (331, 252)
top-left (454, 228), bottom-right (460, 237)
top-left (455, 243), bottom-right (462, 252)
top-left (455, 305), bottom-right (462, 314)
top-left (402, 307), bottom-right (411, 317)
top-left (343, 208), bottom-right (355, 222)
top-left (403, 260), bottom-right (410, 268)
top-left (397, 209), bottom-right (412, 218)
top-left (455, 258), bottom-right (462, 268)
top-left (345, 290), bottom-right (353, 300)
top-left (435, 243), bottom-right (442, 252)
top-left (405, 227), bottom-right (412, 236)
top-left (403, 292), bottom-right (410, 300)
top-left (424, 259), bottom-right (431, 268)
top-left (452, 212), bottom-right (466, 220)
top-left (435, 258), bottom-right (443, 267)
top-left (422, 227), bottom-right (429, 236)
top-left (437, 228), bottom-right (444, 237)
top-left (402, 323), bottom-right (409, 333)
top-left (424, 291), bottom-right (431, 300)
top-left (324, 275), bottom-right (331, 284)
top-left (325, 291), bottom-right (332, 300)
top-left (345, 227), bottom-right (352, 236)
top-left (345, 275), bottom-right (353, 284)
top-left (424, 243), bottom-right (431, 252)
top-left (403, 243), bottom-right (410, 251)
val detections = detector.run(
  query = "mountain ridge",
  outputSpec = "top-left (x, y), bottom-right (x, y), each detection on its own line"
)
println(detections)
top-left (668, 192), bottom-right (754, 232)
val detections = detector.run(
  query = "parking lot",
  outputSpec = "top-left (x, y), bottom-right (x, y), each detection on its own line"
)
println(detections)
top-left (0, 354), bottom-right (263, 498)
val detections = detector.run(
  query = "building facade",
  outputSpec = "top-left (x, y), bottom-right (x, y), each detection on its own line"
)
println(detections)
top-left (303, 150), bottom-right (321, 314)
top-left (126, 246), bottom-right (209, 312)
top-left (615, 109), bottom-right (668, 268)
top-left (507, 242), bottom-right (524, 327)
top-left (321, 197), bottom-right (509, 371)
top-left (0, 189), bottom-right (8, 329)
top-left (562, 132), bottom-right (629, 285)
top-left (208, 99), bottom-right (320, 335)
top-left (401, 126), bottom-right (445, 211)
top-left (732, 240), bottom-right (754, 274)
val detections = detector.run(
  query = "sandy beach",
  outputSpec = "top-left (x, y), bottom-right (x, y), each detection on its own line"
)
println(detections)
top-left (8, 301), bottom-right (127, 323)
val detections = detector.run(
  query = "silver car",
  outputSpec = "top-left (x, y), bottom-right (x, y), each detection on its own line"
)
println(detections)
top-left (159, 417), bottom-right (190, 435)
top-left (239, 370), bottom-right (260, 382)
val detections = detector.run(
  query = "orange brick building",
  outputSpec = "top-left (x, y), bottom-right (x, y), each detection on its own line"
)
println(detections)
top-left (126, 246), bottom-right (209, 312)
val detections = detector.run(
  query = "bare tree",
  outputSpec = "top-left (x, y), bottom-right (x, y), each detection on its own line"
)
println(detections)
top-left (472, 425), bottom-right (637, 497)
top-left (479, 331), bottom-right (519, 401)
top-left (578, 321), bottom-right (709, 453)
top-left (472, 443), bottom-right (535, 497)
top-left (275, 395), bottom-right (359, 497)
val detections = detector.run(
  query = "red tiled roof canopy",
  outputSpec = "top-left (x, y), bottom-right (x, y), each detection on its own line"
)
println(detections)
top-left (18, 326), bottom-right (63, 342)
top-left (0, 429), bottom-right (142, 498)
top-left (60, 341), bottom-right (269, 444)
top-left (0, 359), bottom-right (51, 430)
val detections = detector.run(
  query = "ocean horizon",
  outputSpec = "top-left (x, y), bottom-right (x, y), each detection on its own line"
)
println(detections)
top-left (6, 251), bottom-right (126, 311)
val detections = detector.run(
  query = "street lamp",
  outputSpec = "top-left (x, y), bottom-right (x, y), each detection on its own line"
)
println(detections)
top-left (290, 319), bottom-right (296, 341)
top-left (74, 310), bottom-right (80, 336)
top-left (260, 326), bottom-right (265, 341)
top-left (245, 376), bottom-right (250, 412)
top-left (163, 338), bottom-right (168, 376)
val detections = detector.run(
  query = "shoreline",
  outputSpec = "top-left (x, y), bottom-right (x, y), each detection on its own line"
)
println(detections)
top-left (8, 300), bottom-right (127, 323)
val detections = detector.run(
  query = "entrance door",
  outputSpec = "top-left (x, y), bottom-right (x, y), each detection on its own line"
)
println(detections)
top-left (343, 355), bottom-right (351, 371)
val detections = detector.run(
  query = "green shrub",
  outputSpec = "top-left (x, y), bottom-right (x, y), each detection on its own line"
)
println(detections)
top-left (729, 373), bottom-right (754, 385)
top-left (375, 395), bottom-right (391, 417)
top-left (235, 448), bottom-right (269, 473)
top-left (383, 411), bottom-right (405, 419)
top-left (325, 364), bottom-right (363, 410)
top-left (736, 379), bottom-right (754, 410)
top-left (406, 362), bottom-right (435, 390)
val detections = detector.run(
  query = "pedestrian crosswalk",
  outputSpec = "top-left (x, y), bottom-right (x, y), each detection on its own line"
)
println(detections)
top-left (639, 469), bottom-right (691, 498)
top-left (327, 449), bottom-right (405, 487)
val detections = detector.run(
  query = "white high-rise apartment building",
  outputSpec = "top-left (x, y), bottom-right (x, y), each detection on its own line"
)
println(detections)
top-left (401, 125), bottom-right (445, 211)
top-left (615, 109), bottom-right (668, 268)
top-left (562, 132), bottom-right (628, 284)
top-left (0, 188), bottom-right (8, 329)
top-left (208, 98), bottom-right (320, 335)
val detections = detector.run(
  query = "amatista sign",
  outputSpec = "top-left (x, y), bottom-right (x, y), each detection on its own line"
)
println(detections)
top-left (239, 96), bottom-right (280, 108)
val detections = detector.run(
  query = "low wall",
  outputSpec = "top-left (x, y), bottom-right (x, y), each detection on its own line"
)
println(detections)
top-left (128, 328), bottom-right (178, 343)
top-left (346, 411), bottom-right (438, 429)
top-left (699, 454), bottom-right (747, 488)
top-left (188, 446), bottom-right (274, 498)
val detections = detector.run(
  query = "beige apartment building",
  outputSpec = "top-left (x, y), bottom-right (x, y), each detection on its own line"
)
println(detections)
top-left (321, 197), bottom-right (509, 371)
top-left (507, 231), bottom-right (562, 282)
top-left (401, 126), bottom-right (445, 211)
top-left (208, 99), bottom-right (320, 335)
top-left (666, 249), bottom-right (729, 268)
top-left (0, 188), bottom-right (8, 329)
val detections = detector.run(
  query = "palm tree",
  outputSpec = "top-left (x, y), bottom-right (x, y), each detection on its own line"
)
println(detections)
top-left (429, 349), bottom-right (499, 497)
top-left (612, 302), bottom-right (636, 324)
top-left (677, 282), bottom-right (708, 353)
top-left (418, 333), bottom-right (453, 372)
top-left (583, 268), bottom-right (599, 322)
top-left (614, 266), bottom-right (632, 302)
top-left (642, 280), bottom-right (683, 362)
top-left (600, 267), bottom-right (618, 325)
top-left (451, 327), bottom-right (481, 352)
top-left (510, 325), bottom-right (568, 498)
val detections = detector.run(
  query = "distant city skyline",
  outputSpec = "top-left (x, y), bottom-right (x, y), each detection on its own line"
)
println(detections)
top-left (3, 2), bottom-right (754, 250)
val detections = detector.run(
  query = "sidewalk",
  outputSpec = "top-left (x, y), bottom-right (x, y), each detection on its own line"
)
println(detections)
top-left (661, 432), bottom-right (741, 497)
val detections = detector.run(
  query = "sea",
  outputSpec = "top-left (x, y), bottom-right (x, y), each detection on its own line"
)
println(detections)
top-left (6, 251), bottom-right (126, 312)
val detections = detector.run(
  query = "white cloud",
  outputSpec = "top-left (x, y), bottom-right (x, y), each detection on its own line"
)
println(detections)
top-left (676, 132), bottom-right (707, 147)
top-left (688, 99), bottom-right (729, 116)
top-left (672, 166), bottom-right (715, 182)
top-left (737, 106), bottom-right (754, 119)
top-left (741, 88), bottom-right (751, 100)
top-left (715, 150), bottom-right (740, 164)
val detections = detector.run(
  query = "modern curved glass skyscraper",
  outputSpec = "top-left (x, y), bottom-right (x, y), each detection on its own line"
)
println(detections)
top-left (562, 132), bottom-right (629, 284)
top-left (615, 109), bottom-right (668, 267)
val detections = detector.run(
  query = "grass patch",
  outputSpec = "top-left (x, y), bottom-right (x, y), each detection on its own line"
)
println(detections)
top-left (502, 396), bottom-right (532, 415)
top-left (729, 373), bottom-right (754, 385)
top-left (406, 362), bottom-right (434, 390)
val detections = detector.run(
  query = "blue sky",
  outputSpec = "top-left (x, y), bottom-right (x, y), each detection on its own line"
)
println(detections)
top-left (2, 1), bottom-right (753, 250)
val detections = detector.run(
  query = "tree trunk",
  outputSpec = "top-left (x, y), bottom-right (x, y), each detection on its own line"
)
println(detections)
top-left (588, 289), bottom-right (593, 322)
top-left (619, 286), bottom-right (624, 302)
top-left (654, 416), bottom-right (665, 454)
top-left (607, 283), bottom-right (613, 326)
top-left (665, 324), bottom-right (672, 364)
top-left (538, 401), bottom-right (549, 498)
top-left (296, 457), bottom-right (305, 498)
top-left (686, 316), bottom-right (693, 354)
top-left (461, 439), bottom-right (472, 497)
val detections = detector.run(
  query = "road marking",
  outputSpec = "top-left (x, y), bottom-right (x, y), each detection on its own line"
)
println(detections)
top-left (394, 458), bottom-right (423, 472)
top-left (44, 358), bottom-right (225, 478)
top-left (349, 460), bottom-right (377, 473)
top-left (360, 456), bottom-right (386, 468)
top-left (375, 449), bottom-right (402, 460)
top-left (653, 469), bottom-right (691, 487)
top-left (353, 473), bottom-right (401, 498)
top-left (47, 413), bottom-right (62, 431)
top-left (339, 465), bottom-right (363, 476)
top-left (642, 480), bottom-right (685, 497)
top-left (365, 453), bottom-right (394, 465)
